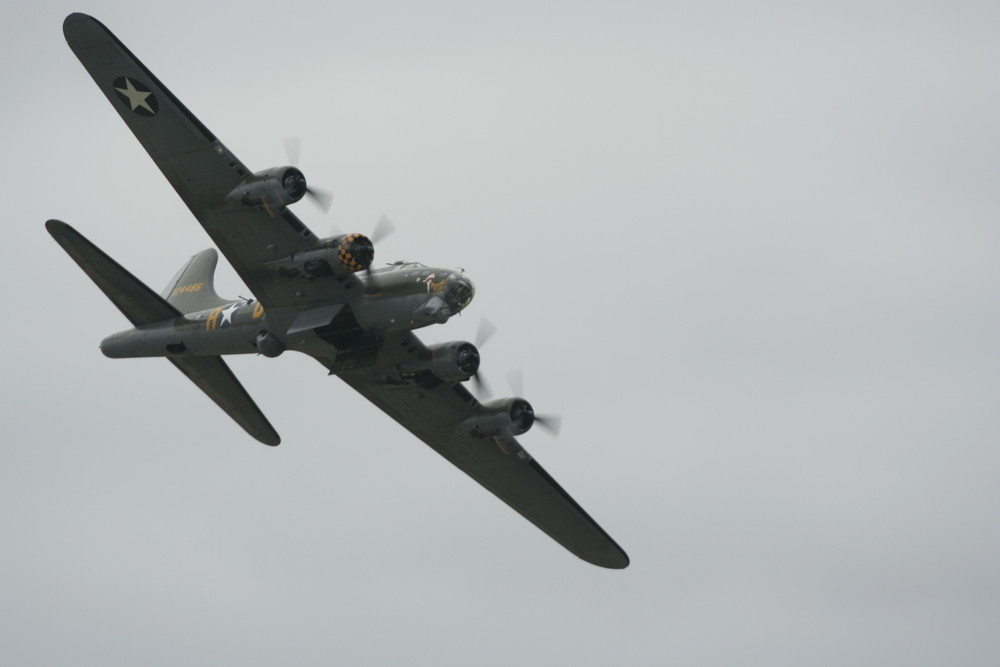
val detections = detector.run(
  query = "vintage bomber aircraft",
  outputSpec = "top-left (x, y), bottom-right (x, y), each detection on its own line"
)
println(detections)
top-left (51, 13), bottom-right (628, 569)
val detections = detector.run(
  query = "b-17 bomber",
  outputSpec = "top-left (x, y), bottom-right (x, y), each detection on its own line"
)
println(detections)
top-left (50, 13), bottom-right (628, 569)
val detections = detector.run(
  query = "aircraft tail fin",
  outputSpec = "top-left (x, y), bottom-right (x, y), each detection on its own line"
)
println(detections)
top-left (45, 218), bottom-right (180, 326)
top-left (161, 248), bottom-right (232, 314)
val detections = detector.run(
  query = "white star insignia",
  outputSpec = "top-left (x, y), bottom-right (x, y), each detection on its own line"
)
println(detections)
top-left (220, 303), bottom-right (240, 326)
top-left (114, 77), bottom-right (154, 113)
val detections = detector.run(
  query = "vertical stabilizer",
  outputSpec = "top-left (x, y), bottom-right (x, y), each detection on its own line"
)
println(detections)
top-left (161, 248), bottom-right (231, 313)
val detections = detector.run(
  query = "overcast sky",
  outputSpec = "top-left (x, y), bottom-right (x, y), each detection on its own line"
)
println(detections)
top-left (4, 1), bottom-right (1000, 664)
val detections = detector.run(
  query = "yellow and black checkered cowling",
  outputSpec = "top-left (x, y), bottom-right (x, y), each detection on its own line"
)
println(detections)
top-left (335, 233), bottom-right (375, 272)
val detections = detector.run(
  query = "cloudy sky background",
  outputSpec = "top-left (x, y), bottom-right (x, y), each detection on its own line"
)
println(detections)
top-left (4, 1), bottom-right (1000, 664)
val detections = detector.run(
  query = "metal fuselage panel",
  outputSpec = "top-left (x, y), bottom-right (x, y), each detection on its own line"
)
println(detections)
top-left (352, 265), bottom-right (474, 331)
top-left (101, 300), bottom-right (267, 358)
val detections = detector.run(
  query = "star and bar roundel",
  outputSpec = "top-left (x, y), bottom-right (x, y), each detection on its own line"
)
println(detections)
top-left (112, 76), bottom-right (158, 116)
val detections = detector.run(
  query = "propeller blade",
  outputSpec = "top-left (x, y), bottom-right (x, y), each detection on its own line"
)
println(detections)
top-left (504, 369), bottom-right (560, 435)
top-left (475, 318), bottom-right (497, 349)
top-left (535, 414), bottom-right (562, 437)
top-left (506, 369), bottom-right (524, 398)
top-left (306, 187), bottom-right (333, 213)
top-left (371, 214), bottom-right (396, 244)
top-left (361, 264), bottom-right (379, 294)
top-left (284, 136), bottom-right (301, 166)
top-left (472, 372), bottom-right (492, 400)
top-left (285, 137), bottom-right (332, 213)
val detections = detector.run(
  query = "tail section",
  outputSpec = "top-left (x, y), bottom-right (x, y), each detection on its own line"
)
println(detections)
top-left (46, 219), bottom-right (279, 446)
top-left (161, 248), bottom-right (231, 314)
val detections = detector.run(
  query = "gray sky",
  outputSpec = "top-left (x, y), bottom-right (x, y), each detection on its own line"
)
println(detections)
top-left (4, 1), bottom-right (1000, 664)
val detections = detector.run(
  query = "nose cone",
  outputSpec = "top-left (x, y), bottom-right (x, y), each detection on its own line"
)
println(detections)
top-left (443, 273), bottom-right (475, 312)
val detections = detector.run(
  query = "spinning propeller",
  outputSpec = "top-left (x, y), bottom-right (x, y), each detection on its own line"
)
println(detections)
top-left (470, 318), bottom-right (497, 398)
top-left (359, 214), bottom-right (396, 293)
top-left (284, 137), bottom-right (333, 213)
top-left (471, 319), bottom-right (561, 437)
top-left (505, 369), bottom-right (562, 436)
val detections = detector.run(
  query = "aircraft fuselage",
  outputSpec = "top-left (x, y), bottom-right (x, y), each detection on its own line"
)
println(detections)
top-left (100, 263), bottom-right (475, 359)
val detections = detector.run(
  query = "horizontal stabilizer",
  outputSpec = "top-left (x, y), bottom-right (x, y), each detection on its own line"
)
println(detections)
top-left (168, 356), bottom-right (280, 446)
top-left (46, 219), bottom-right (180, 326)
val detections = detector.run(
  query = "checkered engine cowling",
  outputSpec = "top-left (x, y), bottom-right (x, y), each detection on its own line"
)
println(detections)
top-left (334, 233), bottom-right (374, 273)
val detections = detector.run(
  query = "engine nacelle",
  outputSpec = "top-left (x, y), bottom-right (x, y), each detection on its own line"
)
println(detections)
top-left (428, 341), bottom-right (480, 380)
top-left (456, 398), bottom-right (535, 438)
top-left (266, 233), bottom-right (375, 279)
top-left (227, 166), bottom-right (308, 212)
top-left (398, 341), bottom-right (480, 383)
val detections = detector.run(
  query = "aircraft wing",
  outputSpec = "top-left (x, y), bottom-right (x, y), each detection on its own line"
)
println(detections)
top-left (63, 13), bottom-right (354, 312)
top-left (326, 335), bottom-right (630, 569)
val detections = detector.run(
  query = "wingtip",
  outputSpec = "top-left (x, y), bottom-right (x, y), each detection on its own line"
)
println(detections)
top-left (63, 12), bottom-right (110, 45)
top-left (63, 12), bottom-right (96, 25)
top-left (588, 547), bottom-right (630, 570)
top-left (45, 218), bottom-right (69, 234)
top-left (251, 422), bottom-right (281, 447)
top-left (243, 417), bottom-right (281, 447)
top-left (62, 12), bottom-right (90, 34)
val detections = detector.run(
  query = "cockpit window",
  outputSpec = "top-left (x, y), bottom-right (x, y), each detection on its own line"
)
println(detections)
top-left (443, 274), bottom-right (475, 310)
